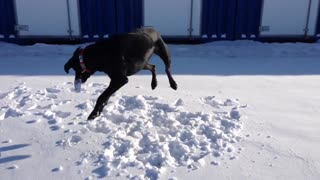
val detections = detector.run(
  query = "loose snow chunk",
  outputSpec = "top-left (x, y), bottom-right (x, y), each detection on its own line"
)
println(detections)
top-left (174, 98), bottom-right (184, 106)
top-left (139, 133), bottom-right (160, 151)
top-left (55, 111), bottom-right (71, 118)
top-left (168, 141), bottom-right (191, 164)
top-left (169, 177), bottom-right (178, 180)
top-left (7, 165), bottom-right (19, 170)
top-left (78, 158), bottom-right (88, 165)
top-left (4, 108), bottom-right (23, 119)
top-left (87, 120), bottom-right (112, 134)
top-left (43, 110), bottom-right (55, 119)
top-left (211, 161), bottom-right (220, 166)
top-left (0, 92), bottom-right (7, 99)
top-left (0, 111), bottom-right (5, 120)
top-left (201, 96), bottom-right (223, 108)
top-left (104, 146), bottom-right (115, 161)
top-left (2, 139), bottom-right (13, 144)
top-left (70, 135), bottom-right (83, 144)
top-left (153, 102), bottom-right (176, 112)
top-left (224, 99), bottom-right (240, 106)
top-left (230, 107), bottom-right (241, 120)
top-left (46, 87), bottom-right (61, 93)
top-left (145, 165), bottom-right (164, 180)
top-left (52, 166), bottom-right (63, 172)
top-left (18, 94), bottom-right (33, 107)
top-left (76, 101), bottom-right (93, 110)
top-left (119, 95), bottom-right (148, 111)
top-left (114, 141), bottom-right (134, 156)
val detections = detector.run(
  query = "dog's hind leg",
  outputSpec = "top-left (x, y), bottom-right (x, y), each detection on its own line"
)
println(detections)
top-left (143, 64), bottom-right (157, 90)
top-left (154, 36), bottom-right (177, 90)
top-left (87, 76), bottom-right (128, 120)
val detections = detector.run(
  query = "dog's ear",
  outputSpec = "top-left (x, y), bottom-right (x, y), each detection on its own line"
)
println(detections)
top-left (73, 47), bottom-right (82, 56)
top-left (65, 47), bottom-right (81, 74)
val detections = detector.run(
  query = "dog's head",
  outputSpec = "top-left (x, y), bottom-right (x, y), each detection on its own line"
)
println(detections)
top-left (64, 47), bottom-right (91, 83)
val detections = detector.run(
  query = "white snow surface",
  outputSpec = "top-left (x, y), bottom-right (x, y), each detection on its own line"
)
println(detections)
top-left (0, 40), bottom-right (320, 180)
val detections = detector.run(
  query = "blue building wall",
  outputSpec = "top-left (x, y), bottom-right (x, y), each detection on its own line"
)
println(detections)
top-left (79, 0), bottom-right (143, 39)
top-left (201, 0), bottom-right (237, 40)
top-left (0, 0), bottom-right (16, 39)
top-left (201, 0), bottom-right (263, 40)
top-left (78, 0), bottom-right (142, 40)
top-left (79, 0), bottom-right (117, 39)
top-left (116, 0), bottom-right (143, 34)
top-left (234, 0), bottom-right (263, 39)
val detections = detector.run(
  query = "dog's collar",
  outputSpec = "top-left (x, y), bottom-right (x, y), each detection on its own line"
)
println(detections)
top-left (78, 48), bottom-right (91, 73)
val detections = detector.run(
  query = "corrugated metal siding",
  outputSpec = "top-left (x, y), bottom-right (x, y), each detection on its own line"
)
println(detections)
top-left (79, 0), bottom-right (117, 39)
top-left (0, 0), bottom-right (16, 39)
top-left (116, 0), bottom-right (143, 33)
top-left (78, 0), bottom-right (142, 40)
top-left (235, 0), bottom-right (263, 39)
top-left (201, 0), bottom-right (237, 40)
top-left (201, 0), bottom-right (262, 40)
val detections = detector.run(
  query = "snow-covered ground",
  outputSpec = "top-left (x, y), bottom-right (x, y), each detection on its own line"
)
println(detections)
top-left (0, 40), bottom-right (320, 180)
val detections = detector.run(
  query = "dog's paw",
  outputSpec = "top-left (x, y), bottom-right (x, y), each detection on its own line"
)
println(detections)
top-left (87, 115), bottom-right (96, 121)
top-left (170, 81), bottom-right (178, 90)
top-left (87, 111), bottom-right (100, 121)
top-left (151, 80), bottom-right (158, 90)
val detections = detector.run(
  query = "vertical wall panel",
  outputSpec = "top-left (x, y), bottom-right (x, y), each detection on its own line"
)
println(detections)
top-left (308, 0), bottom-right (320, 36)
top-left (79, 0), bottom-right (116, 39)
top-left (192, 0), bottom-right (203, 36)
top-left (0, 0), bottom-right (16, 39)
top-left (317, 4), bottom-right (320, 37)
top-left (116, 0), bottom-right (143, 33)
top-left (235, 0), bottom-right (262, 39)
top-left (201, 0), bottom-right (237, 39)
top-left (68, 0), bottom-right (81, 37)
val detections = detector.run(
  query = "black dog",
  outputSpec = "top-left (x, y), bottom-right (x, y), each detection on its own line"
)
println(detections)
top-left (64, 28), bottom-right (177, 120)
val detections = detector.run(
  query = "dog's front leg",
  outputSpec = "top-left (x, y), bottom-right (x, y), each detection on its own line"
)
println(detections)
top-left (88, 77), bottom-right (128, 120)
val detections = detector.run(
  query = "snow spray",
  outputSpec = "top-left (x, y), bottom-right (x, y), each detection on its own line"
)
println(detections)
top-left (74, 79), bottom-right (82, 92)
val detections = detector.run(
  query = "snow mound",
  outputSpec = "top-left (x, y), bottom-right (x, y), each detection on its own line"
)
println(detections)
top-left (83, 95), bottom-right (245, 179)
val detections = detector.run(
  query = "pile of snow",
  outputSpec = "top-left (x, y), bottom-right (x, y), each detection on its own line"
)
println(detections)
top-left (0, 81), bottom-right (246, 179)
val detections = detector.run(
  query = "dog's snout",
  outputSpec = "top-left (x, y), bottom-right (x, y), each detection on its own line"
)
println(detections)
top-left (64, 64), bottom-right (70, 74)
top-left (64, 57), bottom-right (76, 74)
